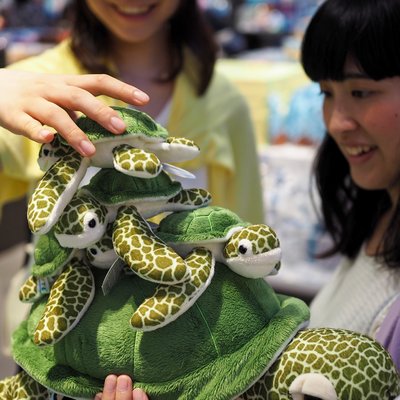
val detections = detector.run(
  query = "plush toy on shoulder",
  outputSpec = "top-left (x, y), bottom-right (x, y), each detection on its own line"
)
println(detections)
top-left (1, 107), bottom-right (399, 400)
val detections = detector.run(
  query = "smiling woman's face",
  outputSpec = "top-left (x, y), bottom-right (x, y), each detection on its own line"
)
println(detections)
top-left (85, 0), bottom-right (181, 45)
top-left (320, 58), bottom-right (400, 201)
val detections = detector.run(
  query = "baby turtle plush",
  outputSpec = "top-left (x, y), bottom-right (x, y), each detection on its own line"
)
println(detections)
top-left (156, 206), bottom-right (282, 279)
top-left (3, 265), bottom-right (399, 400)
top-left (27, 106), bottom-right (200, 235)
top-left (80, 168), bottom-right (212, 219)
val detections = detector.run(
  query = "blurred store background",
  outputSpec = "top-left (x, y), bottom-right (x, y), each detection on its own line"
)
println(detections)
top-left (0, 0), bottom-right (337, 377)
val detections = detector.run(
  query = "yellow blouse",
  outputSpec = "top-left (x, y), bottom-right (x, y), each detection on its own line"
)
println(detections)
top-left (0, 40), bottom-right (264, 223)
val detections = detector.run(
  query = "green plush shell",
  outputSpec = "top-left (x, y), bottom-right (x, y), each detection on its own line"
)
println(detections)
top-left (72, 106), bottom-right (169, 143)
top-left (81, 169), bottom-right (182, 206)
top-left (157, 206), bottom-right (250, 243)
top-left (12, 264), bottom-right (309, 400)
top-left (31, 229), bottom-right (74, 278)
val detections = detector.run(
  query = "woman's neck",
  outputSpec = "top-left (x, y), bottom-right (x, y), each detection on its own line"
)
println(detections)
top-left (109, 34), bottom-right (175, 118)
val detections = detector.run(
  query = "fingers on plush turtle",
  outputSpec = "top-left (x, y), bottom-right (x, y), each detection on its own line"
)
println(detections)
top-left (157, 206), bottom-right (282, 279)
top-left (81, 168), bottom-right (212, 219)
top-left (28, 106), bottom-right (200, 235)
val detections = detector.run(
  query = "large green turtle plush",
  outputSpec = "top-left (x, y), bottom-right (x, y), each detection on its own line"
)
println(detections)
top-left (2, 265), bottom-right (399, 400)
top-left (27, 106), bottom-right (200, 235)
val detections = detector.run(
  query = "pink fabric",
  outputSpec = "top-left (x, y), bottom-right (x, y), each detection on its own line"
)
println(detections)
top-left (375, 294), bottom-right (400, 372)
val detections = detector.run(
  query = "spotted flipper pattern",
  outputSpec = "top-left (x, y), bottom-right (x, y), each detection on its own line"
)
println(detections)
top-left (131, 248), bottom-right (214, 331)
top-left (240, 328), bottom-right (400, 400)
top-left (33, 258), bottom-right (94, 346)
top-left (27, 153), bottom-right (90, 234)
top-left (113, 144), bottom-right (162, 178)
top-left (113, 206), bottom-right (190, 284)
top-left (19, 275), bottom-right (54, 303)
top-left (167, 188), bottom-right (212, 208)
top-left (0, 370), bottom-right (50, 399)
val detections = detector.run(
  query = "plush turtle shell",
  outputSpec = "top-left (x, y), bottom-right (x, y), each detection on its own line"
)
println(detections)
top-left (31, 229), bottom-right (74, 278)
top-left (157, 206), bottom-right (250, 243)
top-left (70, 106), bottom-right (169, 144)
top-left (81, 169), bottom-right (182, 206)
top-left (12, 264), bottom-right (309, 400)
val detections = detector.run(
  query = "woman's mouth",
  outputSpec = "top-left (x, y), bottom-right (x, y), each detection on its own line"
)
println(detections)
top-left (343, 145), bottom-right (377, 157)
top-left (112, 4), bottom-right (156, 17)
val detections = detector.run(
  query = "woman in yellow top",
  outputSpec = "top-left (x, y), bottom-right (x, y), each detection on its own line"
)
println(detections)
top-left (0, 0), bottom-right (264, 224)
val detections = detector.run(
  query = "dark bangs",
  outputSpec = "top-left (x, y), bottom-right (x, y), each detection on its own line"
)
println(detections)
top-left (301, 0), bottom-right (400, 82)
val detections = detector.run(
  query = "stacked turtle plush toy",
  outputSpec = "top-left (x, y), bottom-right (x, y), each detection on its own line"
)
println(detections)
top-left (1, 107), bottom-right (399, 400)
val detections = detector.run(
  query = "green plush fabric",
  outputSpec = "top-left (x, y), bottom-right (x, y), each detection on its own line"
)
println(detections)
top-left (81, 169), bottom-right (182, 206)
top-left (12, 263), bottom-right (309, 400)
top-left (72, 106), bottom-right (168, 142)
top-left (32, 229), bottom-right (73, 277)
top-left (157, 206), bottom-right (250, 243)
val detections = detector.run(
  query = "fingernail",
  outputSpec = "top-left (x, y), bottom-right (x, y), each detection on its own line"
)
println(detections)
top-left (133, 388), bottom-right (147, 400)
top-left (79, 139), bottom-right (96, 156)
top-left (104, 375), bottom-right (117, 393)
top-left (110, 116), bottom-right (126, 132)
top-left (38, 129), bottom-right (53, 140)
top-left (117, 375), bottom-right (130, 392)
top-left (133, 89), bottom-right (149, 102)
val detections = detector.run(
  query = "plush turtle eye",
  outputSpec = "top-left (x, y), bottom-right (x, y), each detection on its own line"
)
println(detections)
top-left (43, 149), bottom-right (50, 156)
top-left (237, 239), bottom-right (252, 256)
top-left (83, 211), bottom-right (99, 231)
top-left (89, 248), bottom-right (97, 255)
top-left (239, 245), bottom-right (247, 254)
top-left (88, 219), bottom-right (97, 228)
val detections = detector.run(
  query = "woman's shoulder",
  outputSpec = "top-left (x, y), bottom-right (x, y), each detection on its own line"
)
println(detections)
top-left (7, 39), bottom-right (85, 74)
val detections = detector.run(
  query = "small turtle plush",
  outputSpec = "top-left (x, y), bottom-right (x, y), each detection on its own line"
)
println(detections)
top-left (2, 265), bottom-right (399, 400)
top-left (156, 205), bottom-right (282, 279)
top-left (27, 106), bottom-right (200, 235)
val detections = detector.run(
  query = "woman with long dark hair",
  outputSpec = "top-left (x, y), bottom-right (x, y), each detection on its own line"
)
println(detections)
top-left (301, 0), bottom-right (400, 368)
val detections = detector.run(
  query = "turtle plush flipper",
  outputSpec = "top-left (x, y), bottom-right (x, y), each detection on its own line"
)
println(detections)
top-left (0, 370), bottom-right (50, 399)
top-left (27, 153), bottom-right (90, 235)
top-left (33, 257), bottom-right (95, 346)
top-left (131, 247), bottom-right (215, 331)
top-left (166, 188), bottom-right (212, 210)
top-left (19, 275), bottom-right (54, 303)
top-left (147, 136), bottom-right (200, 163)
top-left (112, 144), bottom-right (163, 178)
top-left (113, 205), bottom-right (190, 284)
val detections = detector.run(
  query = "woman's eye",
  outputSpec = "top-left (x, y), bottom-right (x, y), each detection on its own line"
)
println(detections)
top-left (319, 89), bottom-right (332, 98)
top-left (351, 90), bottom-right (370, 98)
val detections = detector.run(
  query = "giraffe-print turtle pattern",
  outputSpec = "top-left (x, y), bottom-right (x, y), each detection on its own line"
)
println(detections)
top-left (54, 192), bottom-right (109, 249)
top-left (33, 258), bottom-right (94, 346)
top-left (38, 134), bottom-right (74, 171)
top-left (19, 275), bottom-right (53, 303)
top-left (240, 328), bottom-right (400, 400)
top-left (113, 206), bottom-right (190, 284)
top-left (27, 153), bottom-right (89, 234)
top-left (131, 247), bottom-right (214, 331)
top-left (112, 144), bottom-right (163, 178)
top-left (0, 370), bottom-right (50, 399)
top-left (157, 206), bottom-right (282, 279)
top-left (86, 223), bottom-right (116, 269)
top-left (167, 188), bottom-right (212, 208)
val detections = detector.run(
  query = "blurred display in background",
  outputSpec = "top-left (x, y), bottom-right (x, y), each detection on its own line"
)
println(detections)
top-left (0, 0), bottom-right (336, 305)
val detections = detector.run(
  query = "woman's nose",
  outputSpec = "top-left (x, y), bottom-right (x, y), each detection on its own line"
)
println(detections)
top-left (324, 105), bottom-right (358, 136)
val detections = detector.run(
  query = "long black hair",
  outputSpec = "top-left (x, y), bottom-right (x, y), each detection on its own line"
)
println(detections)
top-left (301, 0), bottom-right (400, 267)
top-left (67, 0), bottom-right (218, 96)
